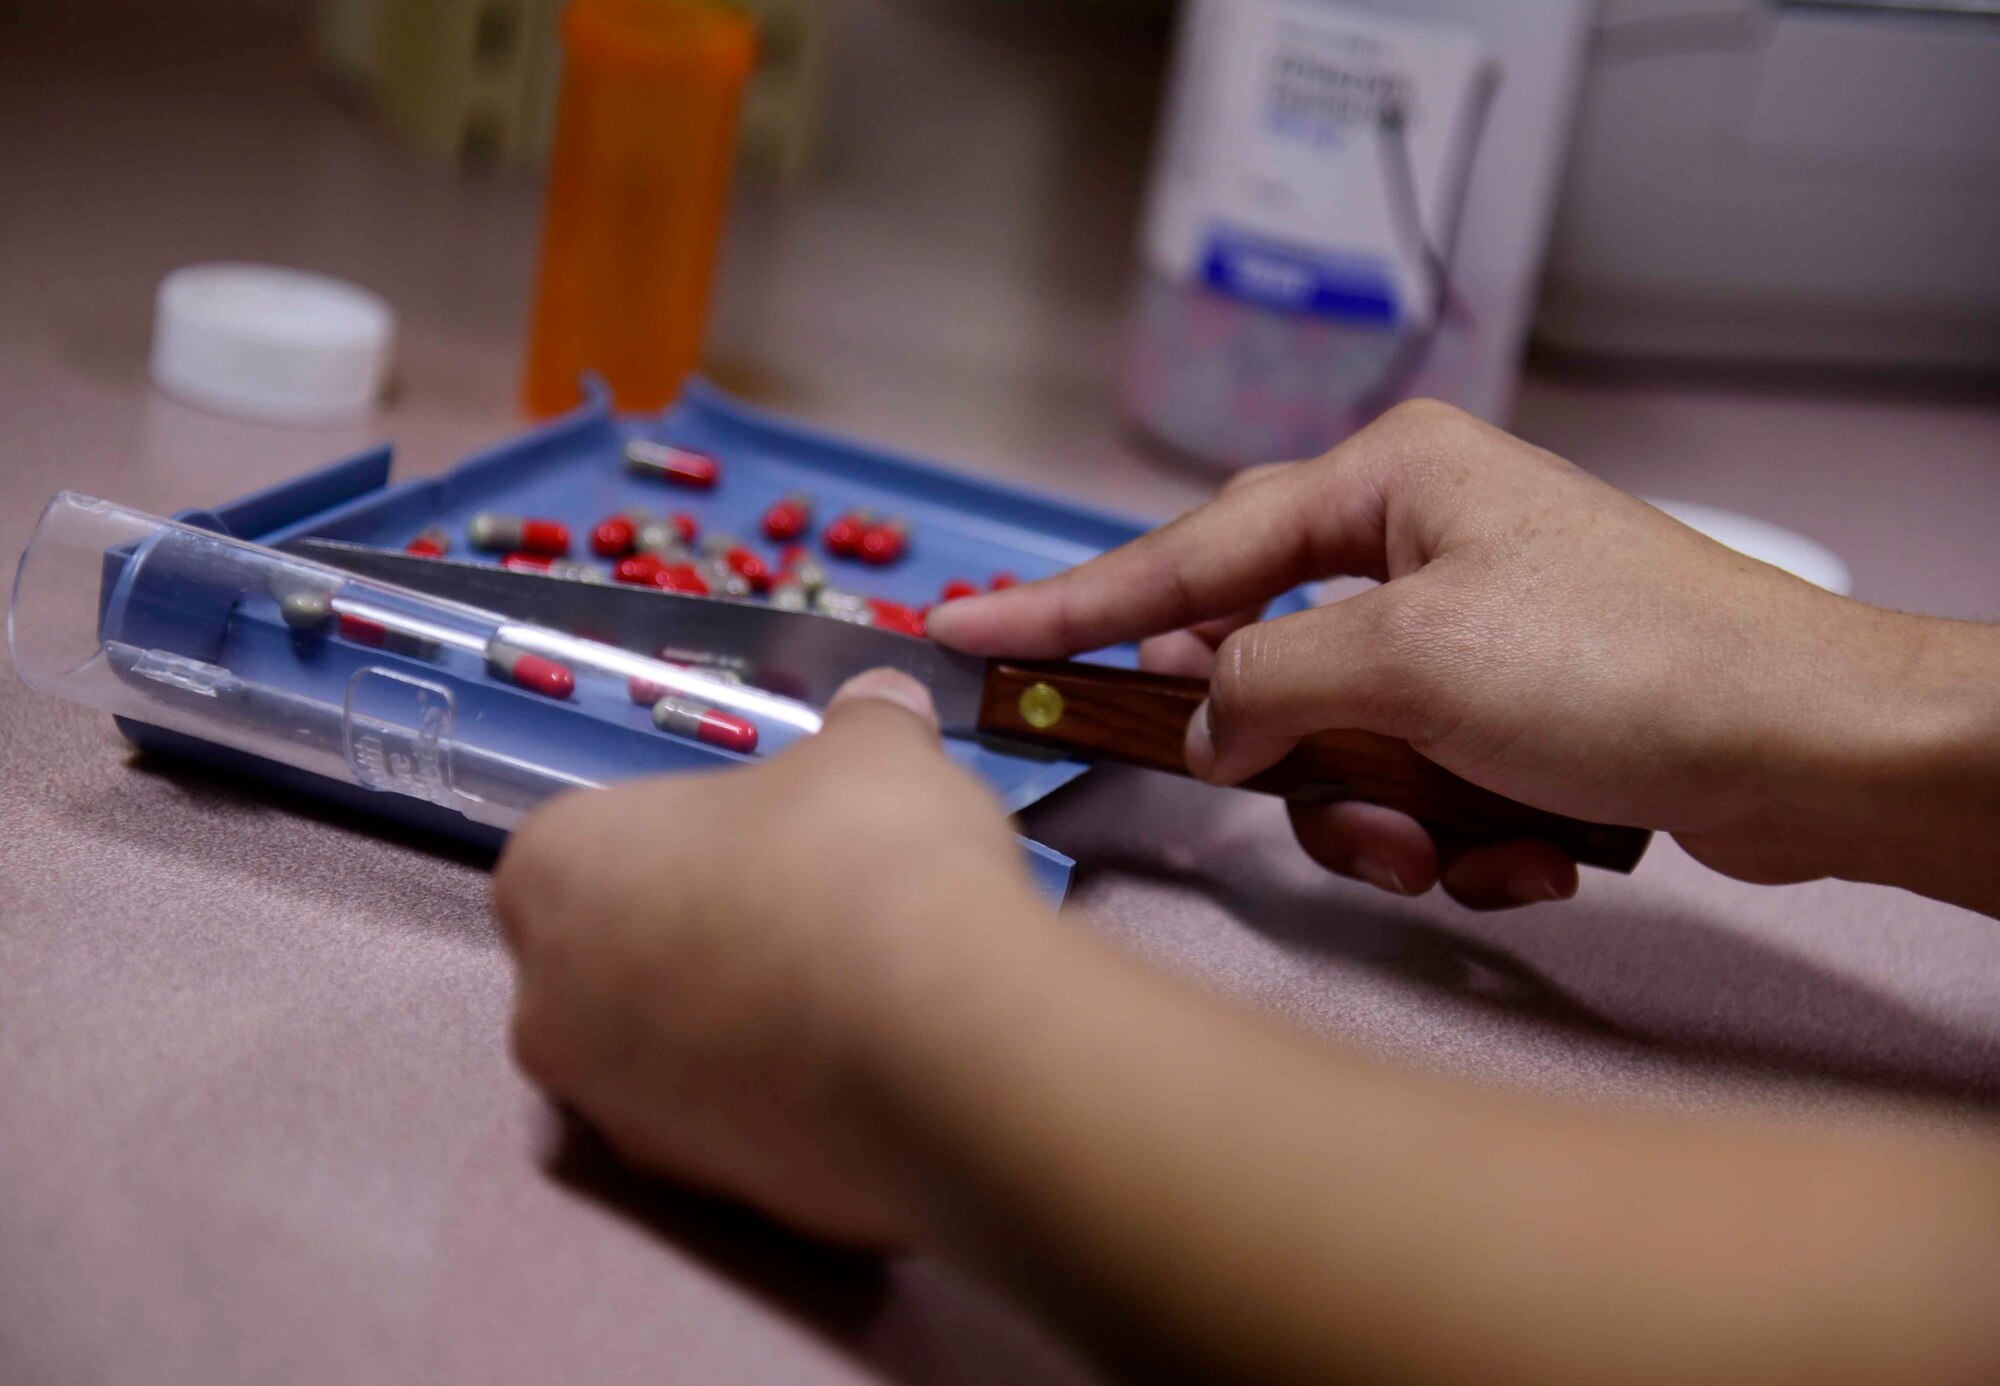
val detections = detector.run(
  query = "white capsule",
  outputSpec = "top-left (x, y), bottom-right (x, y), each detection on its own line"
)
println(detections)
top-left (814, 588), bottom-right (874, 625)
top-left (789, 557), bottom-right (829, 594)
top-left (279, 589), bottom-right (333, 630)
top-left (635, 520), bottom-right (689, 558)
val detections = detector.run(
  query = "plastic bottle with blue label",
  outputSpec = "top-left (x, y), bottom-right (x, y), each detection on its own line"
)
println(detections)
top-left (1124, 0), bottom-right (1496, 468)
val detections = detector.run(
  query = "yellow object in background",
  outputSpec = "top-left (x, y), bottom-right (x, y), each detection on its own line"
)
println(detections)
top-left (313, 0), bottom-right (828, 180)
top-left (519, 0), bottom-right (756, 417)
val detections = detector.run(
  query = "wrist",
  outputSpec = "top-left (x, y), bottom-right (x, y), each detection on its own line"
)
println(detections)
top-left (1844, 613), bottom-right (2000, 911)
top-left (1752, 607), bottom-right (2000, 912)
top-left (819, 862), bottom-right (1067, 1243)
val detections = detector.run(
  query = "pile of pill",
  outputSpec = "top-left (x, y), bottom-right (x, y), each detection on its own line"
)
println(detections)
top-left (277, 584), bottom-right (579, 700)
top-left (821, 509), bottom-right (910, 566)
top-left (314, 437), bottom-right (1031, 753)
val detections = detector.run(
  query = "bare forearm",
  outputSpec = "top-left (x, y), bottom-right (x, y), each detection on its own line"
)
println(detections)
top-left (1761, 608), bottom-right (2000, 917)
top-left (854, 914), bottom-right (2000, 1385)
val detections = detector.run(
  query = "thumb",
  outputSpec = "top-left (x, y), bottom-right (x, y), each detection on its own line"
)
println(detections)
top-left (821, 667), bottom-right (942, 742)
top-left (1185, 584), bottom-right (1435, 785)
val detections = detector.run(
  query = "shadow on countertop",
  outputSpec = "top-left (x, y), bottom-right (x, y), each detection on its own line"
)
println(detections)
top-left (1030, 766), bottom-right (2000, 1115)
top-left (546, 1114), bottom-right (1102, 1386)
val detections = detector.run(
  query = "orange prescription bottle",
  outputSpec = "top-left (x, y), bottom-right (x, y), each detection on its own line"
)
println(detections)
top-left (521, 0), bottom-right (756, 418)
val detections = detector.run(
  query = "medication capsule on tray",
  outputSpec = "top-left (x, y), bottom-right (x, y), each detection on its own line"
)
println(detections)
top-left (406, 527), bottom-right (450, 558)
top-left (625, 439), bottom-right (719, 489)
top-left (775, 544), bottom-right (828, 594)
top-left (337, 612), bottom-right (439, 659)
top-left (761, 493), bottom-right (813, 542)
top-left (279, 589), bottom-right (333, 629)
top-left (627, 663), bottom-right (742, 707)
top-left (613, 553), bottom-right (664, 585)
top-left (988, 572), bottom-right (1019, 590)
top-left (502, 552), bottom-right (602, 581)
top-left (590, 511), bottom-right (649, 557)
top-left (865, 597), bottom-right (926, 637)
top-left (698, 535), bottom-right (766, 591)
top-left (823, 509), bottom-right (871, 558)
top-left (652, 694), bottom-right (759, 754)
top-left (469, 511), bottom-right (570, 555)
top-left (858, 517), bottom-right (909, 566)
top-left (487, 641), bottom-right (575, 699)
top-left (637, 517), bottom-right (694, 556)
top-left (652, 563), bottom-right (711, 596)
top-left (724, 547), bottom-right (770, 591)
top-left (939, 578), bottom-right (979, 602)
top-left (814, 588), bottom-right (871, 623)
top-left (704, 562), bottom-right (753, 599)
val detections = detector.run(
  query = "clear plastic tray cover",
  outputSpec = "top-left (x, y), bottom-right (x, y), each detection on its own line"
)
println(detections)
top-left (9, 492), bottom-right (822, 831)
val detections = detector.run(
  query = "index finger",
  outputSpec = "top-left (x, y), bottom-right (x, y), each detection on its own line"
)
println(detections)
top-left (927, 441), bottom-right (1391, 660)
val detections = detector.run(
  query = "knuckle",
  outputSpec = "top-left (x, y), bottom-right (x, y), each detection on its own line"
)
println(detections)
top-left (1221, 460), bottom-right (1294, 495)
top-left (1207, 623), bottom-right (1276, 730)
top-left (1377, 396), bottom-right (1474, 440)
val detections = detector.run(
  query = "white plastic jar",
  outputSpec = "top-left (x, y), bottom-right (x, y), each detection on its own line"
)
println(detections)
top-left (1124, 0), bottom-right (1495, 467)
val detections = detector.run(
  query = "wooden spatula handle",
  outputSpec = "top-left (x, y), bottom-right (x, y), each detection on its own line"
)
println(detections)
top-left (977, 659), bottom-right (1650, 874)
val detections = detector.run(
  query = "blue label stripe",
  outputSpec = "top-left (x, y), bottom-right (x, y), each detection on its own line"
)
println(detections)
top-left (1198, 227), bottom-right (1398, 324)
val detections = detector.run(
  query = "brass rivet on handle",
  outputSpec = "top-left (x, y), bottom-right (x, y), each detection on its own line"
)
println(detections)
top-left (1019, 682), bottom-right (1064, 730)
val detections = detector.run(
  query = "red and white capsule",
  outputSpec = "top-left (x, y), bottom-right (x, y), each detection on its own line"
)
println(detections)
top-left (625, 439), bottom-right (719, 489)
top-left (761, 493), bottom-right (814, 543)
top-left (724, 546), bottom-right (770, 591)
top-left (627, 662), bottom-right (743, 705)
top-left (651, 694), bottom-right (759, 754)
top-left (637, 517), bottom-right (695, 557)
top-left (405, 527), bottom-right (450, 558)
top-left (778, 545), bottom-right (828, 594)
top-left (590, 510), bottom-right (650, 557)
top-left (822, 509), bottom-right (871, 558)
top-left (502, 552), bottom-right (603, 582)
top-left (698, 533), bottom-right (769, 592)
top-left (865, 597), bottom-right (927, 637)
top-left (858, 517), bottom-right (909, 566)
top-left (468, 511), bottom-right (570, 556)
top-left (651, 563), bottom-right (711, 596)
top-left (486, 641), bottom-right (575, 699)
top-left (702, 558), bottom-right (753, 599)
top-left (336, 611), bottom-right (439, 659)
top-left (613, 553), bottom-right (664, 585)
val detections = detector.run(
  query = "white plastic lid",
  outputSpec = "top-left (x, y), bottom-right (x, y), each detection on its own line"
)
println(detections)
top-left (150, 264), bottom-right (395, 426)
top-left (1645, 498), bottom-right (1853, 595)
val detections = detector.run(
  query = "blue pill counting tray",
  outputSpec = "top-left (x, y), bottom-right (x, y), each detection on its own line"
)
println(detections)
top-left (11, 381), bottom-right (1311, 904)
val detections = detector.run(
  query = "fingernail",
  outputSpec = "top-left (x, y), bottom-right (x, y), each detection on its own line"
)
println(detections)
top-left (1184, 699), bottom-right (1217, 778)
top-left (1354, 856), bottom-right (1414, 896)
top-left (829, 668), bottom-right (938, 726)
top-left (1508, 869), bottom-right (1576, 904)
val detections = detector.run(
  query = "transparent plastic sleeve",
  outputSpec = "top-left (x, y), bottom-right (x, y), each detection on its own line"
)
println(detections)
top-left (8, 492), bottom-right (822, 832)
